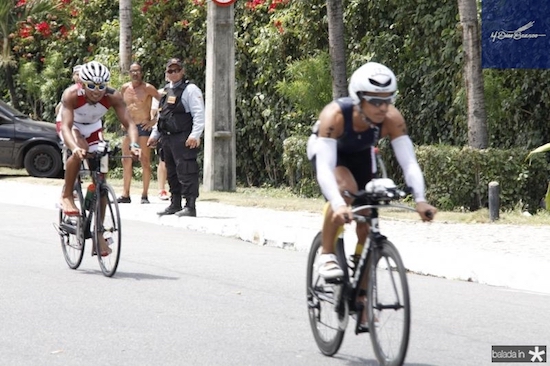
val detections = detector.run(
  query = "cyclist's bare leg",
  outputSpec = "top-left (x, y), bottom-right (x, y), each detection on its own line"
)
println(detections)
top-left (61, 131), bottom-right (88, 215)
top-left (96, 195), bottom-right (112, 256)
top-left (320, 167), bottom-right (357, 275)
top-left (138, 136), bottom-right (151, 197)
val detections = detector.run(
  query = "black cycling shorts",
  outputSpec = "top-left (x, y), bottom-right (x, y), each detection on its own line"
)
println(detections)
top-left (311, 147), bottom-right (374, 192)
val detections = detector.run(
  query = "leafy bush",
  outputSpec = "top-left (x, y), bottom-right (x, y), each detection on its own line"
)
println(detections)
top-left (282, 136), bottom-right (319, 197)
top-left (384, 144), bottom-right (550, 212)
top-left (284, 137), bottom-right (550, 212)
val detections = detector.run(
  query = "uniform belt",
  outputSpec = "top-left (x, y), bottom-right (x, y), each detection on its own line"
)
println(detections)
top-left (162, 131), bottom-right (184, 136)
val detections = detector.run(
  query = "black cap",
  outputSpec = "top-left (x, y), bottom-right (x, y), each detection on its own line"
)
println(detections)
top-left (165, 58), bottom-right (182, 69)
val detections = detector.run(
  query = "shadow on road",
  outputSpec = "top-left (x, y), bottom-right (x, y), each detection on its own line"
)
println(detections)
top-left (77, 269), bottom-right (179, 281)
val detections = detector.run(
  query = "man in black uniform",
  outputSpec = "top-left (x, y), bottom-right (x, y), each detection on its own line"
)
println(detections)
top-left (149, 58), bottom-right (205, 217)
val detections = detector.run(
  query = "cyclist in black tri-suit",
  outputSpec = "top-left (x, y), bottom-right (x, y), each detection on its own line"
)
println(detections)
top-left (307, 61), bottom-right (437, 280)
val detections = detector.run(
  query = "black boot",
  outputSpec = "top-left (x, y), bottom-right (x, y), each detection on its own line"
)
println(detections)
top-left (176, 197), bottom-right (196, 217)
top-left (157, 194), bottom-right (182, 216)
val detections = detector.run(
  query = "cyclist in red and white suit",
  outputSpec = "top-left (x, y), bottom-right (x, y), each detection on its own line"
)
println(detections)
top-left (58, 61), bottom-right (140, 226)
top-left (56, 84), bottom-right (109, 153)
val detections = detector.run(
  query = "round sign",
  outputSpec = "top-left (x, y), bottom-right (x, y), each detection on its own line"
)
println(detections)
top-left (213, 0), bottom-right (236, 6)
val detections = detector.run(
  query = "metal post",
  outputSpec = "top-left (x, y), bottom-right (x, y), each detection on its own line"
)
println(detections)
top-left (488, 181), bottom-right (499, 221)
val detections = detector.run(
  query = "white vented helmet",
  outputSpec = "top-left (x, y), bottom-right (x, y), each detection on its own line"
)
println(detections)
top-left (348, 62), bottom-right (397, 105)
top-left (79, 61), bottom-right (111, 84)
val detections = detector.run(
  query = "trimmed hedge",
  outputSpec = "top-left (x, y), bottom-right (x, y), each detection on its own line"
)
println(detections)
top-left (283, 137), bottom-right (550, 212)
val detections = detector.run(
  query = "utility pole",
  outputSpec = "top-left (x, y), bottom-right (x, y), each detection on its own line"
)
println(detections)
top-left (119, 0), bottom-right (132, 74)
top-left (203, 0), bottom-right (236, 191)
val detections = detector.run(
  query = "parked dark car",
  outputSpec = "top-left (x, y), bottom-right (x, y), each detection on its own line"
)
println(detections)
top-left (0, 100), bottom-right (63, 178)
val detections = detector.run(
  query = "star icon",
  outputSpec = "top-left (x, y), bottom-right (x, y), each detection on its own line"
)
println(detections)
top-left (528, 346), bottom-right (546, 362)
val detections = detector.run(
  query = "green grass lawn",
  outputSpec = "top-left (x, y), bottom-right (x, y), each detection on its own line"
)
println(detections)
top-left (1, 167), bottom-right (549, 225)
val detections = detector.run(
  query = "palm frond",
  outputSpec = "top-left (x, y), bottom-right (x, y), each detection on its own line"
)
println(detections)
top-left (526, 142), bottom-right (550, 161)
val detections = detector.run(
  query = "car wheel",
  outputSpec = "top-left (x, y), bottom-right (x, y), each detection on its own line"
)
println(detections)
top-left (24, 144), bottom-right (63, 178)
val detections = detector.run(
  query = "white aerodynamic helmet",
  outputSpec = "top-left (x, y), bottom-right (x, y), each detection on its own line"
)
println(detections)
top-left (348, 62), bottom-right (397, 105)
top-left (79, 61), bottom-right (111, 84)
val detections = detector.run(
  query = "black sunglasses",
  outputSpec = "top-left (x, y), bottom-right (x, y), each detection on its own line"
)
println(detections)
top-left (166, 69), bottom-right (181, 74)
top-left (361, 94), bottom-right (396, 107)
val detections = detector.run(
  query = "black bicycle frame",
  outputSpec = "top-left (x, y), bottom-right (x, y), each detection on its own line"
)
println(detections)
top-left (333, 205), bottom-right (388, 333)
top-left (59, 157), bottom-right (107, 240)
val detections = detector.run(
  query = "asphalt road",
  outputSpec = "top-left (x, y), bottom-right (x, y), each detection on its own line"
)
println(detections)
top-left (1, 204), bottom-right (548, 366)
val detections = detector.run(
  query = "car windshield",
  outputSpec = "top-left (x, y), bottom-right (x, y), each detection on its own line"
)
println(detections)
top-left (0, 100), bottom-right (28, 118)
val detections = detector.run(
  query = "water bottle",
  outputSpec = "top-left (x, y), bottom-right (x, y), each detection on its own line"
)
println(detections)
top-left (84, 183), bottom-right (95, 210)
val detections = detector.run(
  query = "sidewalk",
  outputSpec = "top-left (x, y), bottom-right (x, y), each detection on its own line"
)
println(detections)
top-left (2, 180), bottom-right (549, 294)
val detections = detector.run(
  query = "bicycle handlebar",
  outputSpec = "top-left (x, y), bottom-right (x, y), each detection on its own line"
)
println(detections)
top-left (344, 178), bottom-right (433, 222)
top-left (84, 144), bottom-right (134, 160)
top-left (344, 178), bottom-right (408, 204)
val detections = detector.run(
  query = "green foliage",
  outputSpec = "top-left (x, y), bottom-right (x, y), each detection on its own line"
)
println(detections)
top-left (284, 137), bottom-right (549, 212)
top-left (345, 0), bottom-right (466, 146)
top-left (18, 51), bottom-right (66, 120)
top-left (233, 0), bottom-right (329, 186)
top-left (5, 0), bottom-right (550, 208)
top-left (414, 145), bottom-right (549, 212)
top-left (483, 69), bottom-right (550, 149)
top-left (275, 51), bottom-right (332, 121)
top-left (282, 135), bottom-right (319, 197)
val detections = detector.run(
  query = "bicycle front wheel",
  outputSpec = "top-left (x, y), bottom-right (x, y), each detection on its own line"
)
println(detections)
top-left (58, 183), bottom-right (85, 269)
top-left (91, 183), bottom-right (121, 277)
top-left (367, 240), bottom-right (410, 366)
top-left (306, 232), bottom-right (346, 356)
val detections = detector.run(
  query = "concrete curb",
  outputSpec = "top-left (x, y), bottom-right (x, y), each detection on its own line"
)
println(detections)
top-left (2, 180), bottom-right (549, 294)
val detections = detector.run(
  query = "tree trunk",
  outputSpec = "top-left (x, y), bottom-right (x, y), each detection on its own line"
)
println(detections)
top-left (326, 0), bottom-right (347, 99)
top-left (458, 0), bottom-right (488, 149)
top-left (119, 0), bottom-right (132, 74)
top-left (6, 65), bottom-right (19, 110)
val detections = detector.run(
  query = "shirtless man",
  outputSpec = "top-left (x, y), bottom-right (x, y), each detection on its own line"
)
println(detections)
top-left (118, 62), bottom-right (160, 204)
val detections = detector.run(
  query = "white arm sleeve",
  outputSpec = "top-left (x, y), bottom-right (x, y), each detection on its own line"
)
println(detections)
top-left (314, 137), bottom-right (347, 211)
top-left (391, 135), bottom-right (426, 202)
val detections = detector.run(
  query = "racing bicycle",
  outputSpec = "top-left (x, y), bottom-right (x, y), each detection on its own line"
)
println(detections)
top-left (307, 176), bottom-right (431, 365)
top-left (55, 141), bottom-right (123, 277)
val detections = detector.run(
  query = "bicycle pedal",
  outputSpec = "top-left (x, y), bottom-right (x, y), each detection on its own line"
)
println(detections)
top-left (356, 324), bottom-right (369, 334)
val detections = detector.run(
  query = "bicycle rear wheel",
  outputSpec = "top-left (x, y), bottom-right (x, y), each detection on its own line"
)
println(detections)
top-left (306, 232), bottom-right (346, 356)
top-left (58, 183), bottom-right (85, 269)
top-left (91, 183), bottom-right (121, 277)
top-left (367, 240), bottom-right (410, 366)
